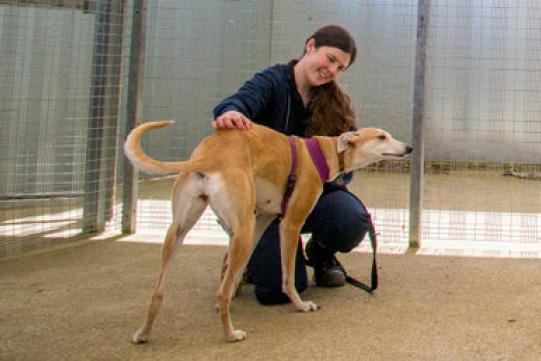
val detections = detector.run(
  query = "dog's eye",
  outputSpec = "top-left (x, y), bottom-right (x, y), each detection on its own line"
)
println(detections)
top-left (377, 135), bottom-right (386, 140)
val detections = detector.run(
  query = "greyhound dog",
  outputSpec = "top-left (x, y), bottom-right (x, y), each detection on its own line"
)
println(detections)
top-left (124, 120), bottom-right (412, 343)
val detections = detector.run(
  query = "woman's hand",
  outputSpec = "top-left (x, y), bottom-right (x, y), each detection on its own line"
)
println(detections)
top-left (212, 110), bottom-right (253, 130)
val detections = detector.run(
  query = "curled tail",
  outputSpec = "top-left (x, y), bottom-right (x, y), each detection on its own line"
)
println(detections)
top-left (124, 120), bottom-right (204, 175)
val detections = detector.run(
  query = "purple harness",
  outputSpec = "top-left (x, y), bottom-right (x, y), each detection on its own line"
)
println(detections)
top-left (281, 136), bottom-right (379, 294)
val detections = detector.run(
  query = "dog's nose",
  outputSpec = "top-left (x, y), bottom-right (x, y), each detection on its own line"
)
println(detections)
top-left (405, 145), bottom-right (413, 154)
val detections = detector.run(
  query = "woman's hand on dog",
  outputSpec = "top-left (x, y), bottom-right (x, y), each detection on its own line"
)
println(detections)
top-left (212, 110), bottom-right (253, 130)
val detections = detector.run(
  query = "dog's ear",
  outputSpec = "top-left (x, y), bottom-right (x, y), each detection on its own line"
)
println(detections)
top-left (337, 132), bottom-right (360, 153)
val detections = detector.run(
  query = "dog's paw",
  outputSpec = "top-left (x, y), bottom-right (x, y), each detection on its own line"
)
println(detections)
top-left (131, 329), bottom-right (148, 344)
top-left (227, 329), bottom-right (247, 342)
top-left (298, 300), bottom-right (319, 312)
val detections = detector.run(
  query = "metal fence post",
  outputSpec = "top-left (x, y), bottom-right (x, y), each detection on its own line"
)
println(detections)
top-left (122, 0), bottom-right (148, 234)
top-left (83, 0), bottom-right (127, 233)
top-left (409, 0), bottom-right (430, 249)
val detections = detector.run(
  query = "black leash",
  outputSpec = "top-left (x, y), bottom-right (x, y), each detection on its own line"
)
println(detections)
top-left (343, 210), bottom-right (378, 293)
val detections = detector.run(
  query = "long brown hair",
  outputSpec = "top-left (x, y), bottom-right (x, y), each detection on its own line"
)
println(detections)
top-left (303, 25), bottom-right (357, 137)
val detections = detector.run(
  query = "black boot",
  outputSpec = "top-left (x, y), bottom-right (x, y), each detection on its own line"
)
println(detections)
top-left (305, 238), bottom-right (346, 287)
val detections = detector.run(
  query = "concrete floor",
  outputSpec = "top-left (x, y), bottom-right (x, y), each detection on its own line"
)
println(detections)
top-left (2, 238), bottom-right (541, 361)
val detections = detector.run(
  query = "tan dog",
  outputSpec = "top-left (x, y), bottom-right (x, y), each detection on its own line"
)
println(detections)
top-left (125, 120), bottom-right (412, 343)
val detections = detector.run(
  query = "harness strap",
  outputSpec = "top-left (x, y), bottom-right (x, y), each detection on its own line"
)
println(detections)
top-left (280, 136), bottom-right (297, 217)
top-left (303, 138), bottom-right (329, 182)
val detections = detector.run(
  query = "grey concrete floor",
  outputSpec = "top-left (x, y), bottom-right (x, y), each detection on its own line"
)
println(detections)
top-left (2, 239), bottom-right (541, 361)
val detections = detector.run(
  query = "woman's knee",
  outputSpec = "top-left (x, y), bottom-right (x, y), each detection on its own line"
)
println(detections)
top-left (307, 190), bottom-right (371, 253)
top-left (328, 211), bottom-right (370, 252)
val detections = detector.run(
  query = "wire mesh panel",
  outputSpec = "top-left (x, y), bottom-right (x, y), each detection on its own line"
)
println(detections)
top-left (0, 1), bottom-right (126, 258)
top-left (421, 0), bottom-right (541, 256)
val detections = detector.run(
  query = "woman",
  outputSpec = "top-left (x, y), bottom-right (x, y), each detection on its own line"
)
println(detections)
top-left (212, 24), bottom-right (371, 305)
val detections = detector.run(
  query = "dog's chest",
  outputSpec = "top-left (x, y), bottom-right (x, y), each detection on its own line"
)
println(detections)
top-left (254, 177), bottom-right (283, 215)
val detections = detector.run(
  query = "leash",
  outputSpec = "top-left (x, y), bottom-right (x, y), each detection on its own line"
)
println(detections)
top-left (343, 207), bottom-right (378, 293)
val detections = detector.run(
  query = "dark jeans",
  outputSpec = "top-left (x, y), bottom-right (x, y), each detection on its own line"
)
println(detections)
top-left (247, 187), bottom-right (370, 305)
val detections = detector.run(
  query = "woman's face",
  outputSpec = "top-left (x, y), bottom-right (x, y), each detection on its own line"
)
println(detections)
top-left (301, 38), bottom-right (352, 87)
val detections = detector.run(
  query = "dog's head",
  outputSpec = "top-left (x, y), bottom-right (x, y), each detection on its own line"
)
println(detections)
top-left (337, 128), bottom-right (413, 170)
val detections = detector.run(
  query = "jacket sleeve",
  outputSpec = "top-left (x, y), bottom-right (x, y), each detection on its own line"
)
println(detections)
top-left (212, 68), bottom-right (278, 123)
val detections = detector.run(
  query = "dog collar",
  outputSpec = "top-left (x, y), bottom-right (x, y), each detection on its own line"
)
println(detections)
top-left (338, 152), bottom-right (345, 173)
top-left (335, 152), bottom-right (346, 185)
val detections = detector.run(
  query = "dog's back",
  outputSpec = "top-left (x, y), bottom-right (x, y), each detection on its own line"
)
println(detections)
top-left (125, 121), bottom-right (293, 189)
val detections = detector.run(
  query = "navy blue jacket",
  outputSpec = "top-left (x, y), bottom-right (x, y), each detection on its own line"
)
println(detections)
top-left (213, 60), bottom-right (353, 186)
top-left (213, 60), bottom-right (309, 136)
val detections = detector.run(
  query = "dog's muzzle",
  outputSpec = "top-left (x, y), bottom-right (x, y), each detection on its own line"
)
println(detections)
top-left (382, 146), bottom-right (413, 158)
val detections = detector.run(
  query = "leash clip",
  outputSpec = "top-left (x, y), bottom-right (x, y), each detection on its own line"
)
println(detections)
top-left (335, 172), bottom-right (346, 186)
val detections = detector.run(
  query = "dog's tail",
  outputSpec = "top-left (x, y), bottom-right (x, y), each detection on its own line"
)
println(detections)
top-left (124, 120), bottom-right (206, 175)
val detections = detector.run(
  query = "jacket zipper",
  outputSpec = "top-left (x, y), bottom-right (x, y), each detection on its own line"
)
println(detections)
top-left (284, 93), bottom-right (291, 133)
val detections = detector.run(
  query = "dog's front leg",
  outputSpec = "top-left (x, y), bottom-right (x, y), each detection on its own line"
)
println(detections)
top-left (279, 221), bottom-right (318, 312)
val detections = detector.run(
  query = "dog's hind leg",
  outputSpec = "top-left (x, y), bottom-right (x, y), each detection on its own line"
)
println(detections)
top-left (132, 172), bottom-right (208, 344)
top-left (218, 219), bottom-right (255, 342)
top-left (220, 213), bottom-right (275, 298)
top-left (208, 171), bottom-right (257, 342)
